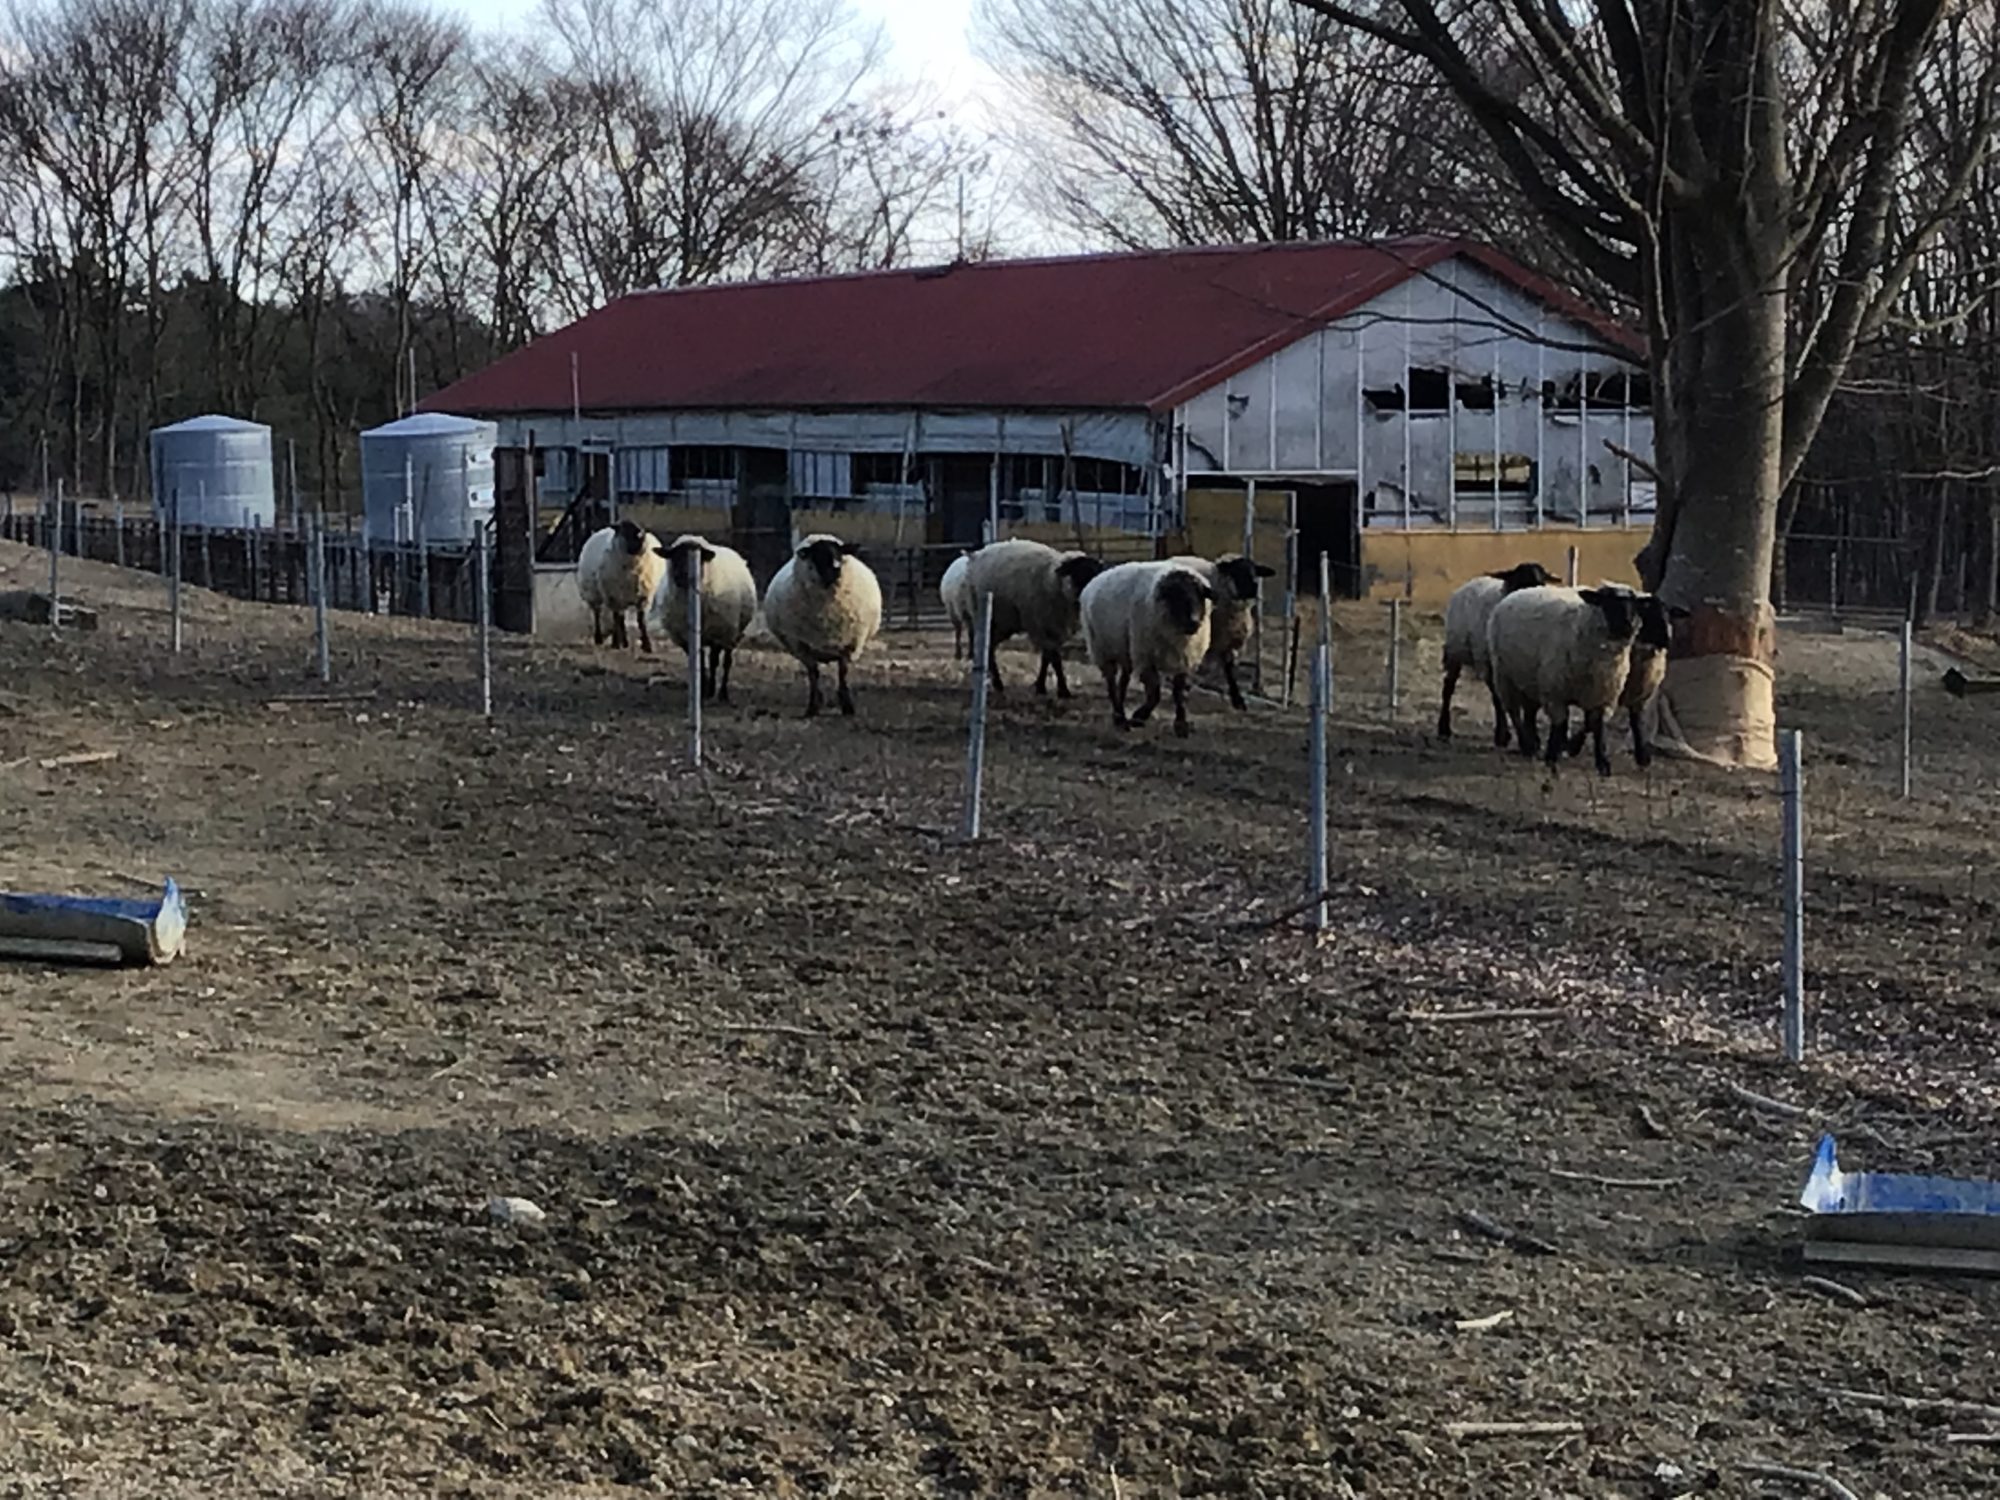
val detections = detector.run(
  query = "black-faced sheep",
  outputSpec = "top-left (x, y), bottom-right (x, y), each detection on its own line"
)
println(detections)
top-left (577, 519), bottom-right (667, 651)
top-left (1437, 560), bottom-right (1556, 745)
top-left (1078, 561), bottom-right (1216, 737)
top-left (1485, 584), bottom-right (1640, 775)
top-left (648, 535), bottom-right (760, 702)
top-left (761, 533), bottom-right (883, 717)
top-left (961, 538), bottom-right (1106, 698)
top-left (1181, 553), bottom-right (1276, 710)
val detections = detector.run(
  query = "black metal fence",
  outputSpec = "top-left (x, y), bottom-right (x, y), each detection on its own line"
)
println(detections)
top-left (0, 510), bottom-right (486, 626)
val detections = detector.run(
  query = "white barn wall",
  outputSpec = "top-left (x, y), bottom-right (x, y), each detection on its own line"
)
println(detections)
top-left (1177, 253), bottom-right (1651, 533)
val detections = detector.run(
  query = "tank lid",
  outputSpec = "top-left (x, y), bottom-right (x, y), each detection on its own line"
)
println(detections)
top-left (363, 412), bottom-right (492, 439)
top-left (152, 413), bottom-right (269, 435)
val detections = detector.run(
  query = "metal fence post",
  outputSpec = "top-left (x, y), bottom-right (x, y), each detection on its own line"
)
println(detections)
top-left (1565, 544), bottom-right (1579, 588)
top-left (45, 480), bottom-right (58, 629)
top-left (1317, 551), bottom-right (1333, 722)
top-left (312, 513), bottom-right (331, 684)
top-left (170, 488), bottom-right (183, 655)
top-left (1309, 642), bottom-right (1329, 930)
top-left (687, 559), bottom-right (704, 769)
top-left (477, 520), bottom-right (493, 719)
top-left (961, 591), bottom-right (995, 841)
top-left (114, 500), bottom-right (125, 569)
top-left (1781, 728), bottom-right (1805, 1063)
top-left (1386, 597), bottom-right (1402, 721)
top-left (1898, 616), bottom-right (1913, 800)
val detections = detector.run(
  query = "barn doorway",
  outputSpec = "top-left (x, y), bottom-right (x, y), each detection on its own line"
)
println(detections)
top-left (934, 455), bottom-right (993, 546)
top-left (1295, 481), bottom-right (1359, 598)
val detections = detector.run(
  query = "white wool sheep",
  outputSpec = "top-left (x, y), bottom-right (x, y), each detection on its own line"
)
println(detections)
top-left (1179, 553), bottom-right (1275, 710)
top-left (940, 551), bottom-right (973, 659)
top-left (1079, 560), bottom-right (1216, 737)
top-left (1563, 584), bottom-right (1685, 768)
top-left (647, 535), bottom-right (760, 703)
top-left (1486, 584), bottom-right (1642, 775)
top-left (962, 538), bottom-right (1106, 698)
top-left (576, 520), bottom-right (667, 652)
top-left (1436, 560), bottom-right (1556, 745)
top-left (760, 533), bottom-right (884, 717)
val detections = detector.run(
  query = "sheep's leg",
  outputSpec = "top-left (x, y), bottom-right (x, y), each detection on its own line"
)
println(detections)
top-left (635, 608), bottom-right (652, 655)
top-left (1222, 655), bottom-right (1246, 711)
top-left (803, 662), bottom-right (823, 718)
top-left (1565, 723), bottom-right (1588, 758)
top-left (1052, 651), bottom-right (1072, 699)
top-left (1514, 702), bottom-right (1541, 759)
top-left (610, 609), bottom-right (629, 651)
top-left (1437, 662), bottom-right (1458, 740)
top-left (1486, 677), bottom-right (1513, 749)
top-left (953, 621), bottom-right (965, 660)
top-left (1034, 651), bottom-right (1051, 696)
top-left (1630, 701), bottom-right (1651, 767)
top-left (1542, 706), bottom-right (1568, 769)
top-left (988, 647), bottom-right (1005, 696)
top-left (708, 644), bottom-right (728, 702)
top-left (836, 657), bottom-right (856, 716)
top-left (1102, 668), bottom-right (1128, 728)
top-left (590, 604), bottom-right (606, 647)
top-left (1591, 709), bottom-right (1613, 776)
top-left (1131, 667), bottom-right (1163, 725)
top-left (1170, 672), bottom-right (1192, 738)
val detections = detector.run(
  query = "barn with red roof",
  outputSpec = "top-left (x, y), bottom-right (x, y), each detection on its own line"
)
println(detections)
top-left (423, 237), bottom-right (1652, 606)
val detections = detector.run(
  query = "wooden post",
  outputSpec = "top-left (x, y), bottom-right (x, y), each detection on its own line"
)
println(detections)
top-left (1308, 642), bottom-right (1329, 930)
top-left (312, 514), bottom-right (331, 684)
top-left (477, 520), bottom-right (493, 719)
top-left (45, 479), bottom-right (58, 629)
top-left (1386, 597), bottom-right (1402, 720)
top-left (1898, 617), bottom-right (1913, 800)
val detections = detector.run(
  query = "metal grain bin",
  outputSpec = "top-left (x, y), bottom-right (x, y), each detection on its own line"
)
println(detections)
top-left (360, 413), bottom-right (497, 545)
top-left (149, 414), bottom-right (276, 528)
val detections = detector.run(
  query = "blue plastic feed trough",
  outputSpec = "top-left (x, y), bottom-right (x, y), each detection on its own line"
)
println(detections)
top-left (0, 880), bottom-right (187, 966)
top-left (1799, 1133), bottom-right (2000, 1270)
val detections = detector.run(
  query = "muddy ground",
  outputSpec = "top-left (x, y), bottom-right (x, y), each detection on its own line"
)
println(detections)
top-left (3, 539), bottom-right (1999, 1498)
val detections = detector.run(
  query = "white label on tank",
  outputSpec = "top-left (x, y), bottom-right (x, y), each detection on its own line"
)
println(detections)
top-left (468, 486), bottom-right (495, 513)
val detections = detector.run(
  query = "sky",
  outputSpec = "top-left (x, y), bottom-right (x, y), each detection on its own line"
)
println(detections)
top-left (462, 0), bottom-right (987, 96)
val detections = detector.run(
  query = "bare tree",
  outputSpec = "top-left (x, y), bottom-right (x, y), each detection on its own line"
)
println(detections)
top-left (1291, 0), bottom-right (1996, 768)
top-left (977, 0), bottom-right (1494, 247)
top-left (539, 0), bottom-right (885, 307)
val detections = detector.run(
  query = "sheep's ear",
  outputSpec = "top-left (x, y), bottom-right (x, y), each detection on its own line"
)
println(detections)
top-left (838, 541), bottom-right (860, 556)
top-left (1253, 563), bottom-right (1276, 578)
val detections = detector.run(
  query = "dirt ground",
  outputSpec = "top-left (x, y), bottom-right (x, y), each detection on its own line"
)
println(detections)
top-left (4, 538), bottom-right (2000, 1499)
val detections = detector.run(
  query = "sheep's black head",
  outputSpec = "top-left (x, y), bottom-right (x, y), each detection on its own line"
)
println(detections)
top-left (1157, 569), bottom-right (1213, 637)
top-left (1216, 554), bottom-right (1277, 601)
top-left (1056, 553), bottom-right (1107, 597)
top-left (1580, 586), bottom-right (1639, 643)
top-left (663, 536), bottom-right (714, 588)
top-left (615, 518), bottom-right (645, 556)
top-left (797, 535), bottom-right (855, 587)
top-left (1489, 560), bottom-right (1555, 594)
top-left (1632, 593), bottom-right (1691, 652)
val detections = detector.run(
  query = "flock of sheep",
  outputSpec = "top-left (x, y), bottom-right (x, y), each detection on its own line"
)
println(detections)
top-left (574, 517), bottom-right (1680, 771)
top-left (573, 520), bottom-right (1272, 735)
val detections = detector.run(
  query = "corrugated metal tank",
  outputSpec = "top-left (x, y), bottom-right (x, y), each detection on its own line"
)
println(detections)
top-left (360, 413), bottom-right (497, 545)
top-left (150, 415), bottom-right (277, 528)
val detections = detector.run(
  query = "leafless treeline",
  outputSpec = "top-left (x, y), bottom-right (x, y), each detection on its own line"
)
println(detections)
top-left (0, 0), bottom-right (996, 503)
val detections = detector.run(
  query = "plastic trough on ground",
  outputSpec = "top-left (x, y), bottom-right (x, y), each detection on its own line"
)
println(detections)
top-left (0, 879), bottom-right (186, 966)
top-left (1798, 1133), bottom-right (2000, 1274)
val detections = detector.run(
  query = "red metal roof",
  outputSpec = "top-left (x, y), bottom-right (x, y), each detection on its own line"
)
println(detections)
top-left (422, 237), bottom-right (1641, 419)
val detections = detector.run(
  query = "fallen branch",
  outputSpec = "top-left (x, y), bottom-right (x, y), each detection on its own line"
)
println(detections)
top-left (1452, 1309), bottom-right (1515, 1332)
top-left (1456, 1209), bottom-right (1559, 1258)
top-left (1634, 1102), bottom-right (1669, 1139)
top-left (1799, 1275), bottom-right (1868, 1308)
top-left (1444, 1420), bottom-right (1581, 1440)
top-left (1242, 887), bottom-right (1331, 931)
top-left (1396, 1006), bottom-right (1564, 1025)
top-left (267, 691), bottom-right (375, 706)
top-left (1944, 1433), bottom-right (2000, 1445)
top-left (1735, 1459), bottom-right (1860, 1500)
top-left (1726, 1080), bottom-right (1809, 1118)
top-left (1826, 1387), bottom-right (2000, 1421)
top-left (1549, 1167), bottom-right (1684, 1190)
top-left (1252, 1073), bottom-right (1350, 1097)
top-left (38, 749), bottom-right (118, 770)
top-left (719, 1022), bottom-right (826, 1039)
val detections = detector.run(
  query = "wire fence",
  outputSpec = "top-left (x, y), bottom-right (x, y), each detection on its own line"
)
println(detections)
top-left (0, 509), bottom-right (484, 625)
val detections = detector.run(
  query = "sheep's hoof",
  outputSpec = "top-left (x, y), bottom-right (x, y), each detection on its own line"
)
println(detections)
top-left (838, 695), bottom-right (856, 717)
top-left (1113, 716), bottom-right (1130, 731)
top-left (1596, 759), bottom-right (1614, 777)
top-left (1174, 720), bottom-right (1191, 739)
top-left (1229, 694), bottom-right (1247, 711)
